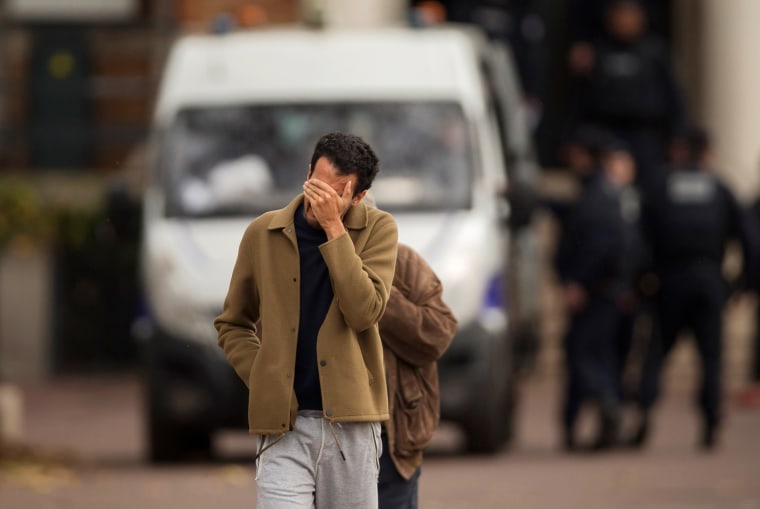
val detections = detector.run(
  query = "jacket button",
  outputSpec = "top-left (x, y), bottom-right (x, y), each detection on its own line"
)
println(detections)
top-left (292, 277), bottom-right (297, 282)
top-left (286, 373), bottom-right (292, 379)
top-left (291, 328), bottom-right (296, 333)
top-left (320, 360), bottom-right (327, 367)
top-left (281, 423), bottom-right (286, 428)
top-left (326, 410), bottom-right (333, 417)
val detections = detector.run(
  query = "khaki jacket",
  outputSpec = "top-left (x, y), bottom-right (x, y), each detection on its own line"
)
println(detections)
top-left (379, 243), bottom-right (457, 480)
top-left (215, 195), bottom-right (398, 435)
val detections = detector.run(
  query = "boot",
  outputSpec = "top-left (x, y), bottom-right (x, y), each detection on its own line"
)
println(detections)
top-left (627, 410), bottom-right (649, 449)
top-left (563, 434), bottom-right (578, 452)
top-left (699, 419), bottom-right (719, 451)
top-left (591, 401), bottom-right (620, 451)
top-left (562, 425), bottom-right (579, 452)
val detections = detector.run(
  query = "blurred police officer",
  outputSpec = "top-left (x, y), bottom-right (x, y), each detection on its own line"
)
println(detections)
top-left (599, 138), bottom-right (647, 403)
top-left (567, 0), bottom-right (668, 54)
top-left (414, 0), bottom-right (546, 125)
top-left (740, 196), bottom-right (760, 408)
top-left (542, 125), bottom-right (601, 222)
top-left (631, 128), bottom-right (753, 450)
top-left (555, 126), bottom-right (637, 451)
top-left (569, 0), bottom-right (686, 197)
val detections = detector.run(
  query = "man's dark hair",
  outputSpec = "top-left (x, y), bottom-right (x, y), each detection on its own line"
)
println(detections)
top-left (687, 126), bottom-right (711, 161)
top-left (564, 124), bottom-right (610, 157)
top-left (607, 0), bottom-right (645, 15)
top-left (309, 132), bottom-right (380, 195)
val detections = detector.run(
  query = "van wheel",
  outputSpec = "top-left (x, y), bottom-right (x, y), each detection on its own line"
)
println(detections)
top-left (148, 413), bottom-right (184, 463)
top-left (464, 387), bottom-right (514, 453)
top-left (145, 375), bottom-right (213, 463)
top-left (147, 411), bottom-right (212, 463)
top-left (464, 341), bottom-right (515, 453)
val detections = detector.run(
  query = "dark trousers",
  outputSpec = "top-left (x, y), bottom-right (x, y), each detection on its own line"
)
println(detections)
top-left (378, 433), bottom-right (420, 509)
top-left (752, 299), bottom-right (760, 381)
top-left (614, 304), bottom-right (639, 400)
top-left (638, 267), bottom-right (725, 425)
top-left (563, 294), bottom-right (621, 433)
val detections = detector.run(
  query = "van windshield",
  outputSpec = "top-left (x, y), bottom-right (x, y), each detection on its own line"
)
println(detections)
top-left (161, 102), bottom-right (474, 217)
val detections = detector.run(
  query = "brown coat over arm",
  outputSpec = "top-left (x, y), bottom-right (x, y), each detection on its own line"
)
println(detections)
top-left (379, 243), bottom-right (457, 480)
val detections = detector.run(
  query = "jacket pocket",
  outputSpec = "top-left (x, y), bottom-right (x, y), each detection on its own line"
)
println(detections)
top-left (393, 361), bottom-right (439, 456)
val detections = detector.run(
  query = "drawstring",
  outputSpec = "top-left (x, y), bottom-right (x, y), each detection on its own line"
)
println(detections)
top-left (253, 432), bottom-right (286, 463)
top-left (253, 419), bottom-right (346, 463)
top-left (327, 421), bottom-right (347, 461)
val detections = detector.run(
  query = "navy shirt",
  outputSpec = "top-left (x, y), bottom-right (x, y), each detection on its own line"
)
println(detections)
top-left (293, 205), bottom-right (333, 411)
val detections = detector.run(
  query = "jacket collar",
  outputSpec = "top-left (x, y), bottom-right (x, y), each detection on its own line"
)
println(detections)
top-left (267, 193), bottom-right (369, 231)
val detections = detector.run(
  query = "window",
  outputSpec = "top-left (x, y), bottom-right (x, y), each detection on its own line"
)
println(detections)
top-left (161, 101), bottom-right (474, 217)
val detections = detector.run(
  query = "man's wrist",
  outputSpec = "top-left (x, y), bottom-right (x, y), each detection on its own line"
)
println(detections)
top-left (323, 220), bottom-right (346, 240)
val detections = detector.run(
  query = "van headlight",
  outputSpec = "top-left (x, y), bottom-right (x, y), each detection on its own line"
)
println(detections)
top-left (161, 302), bottom-right (219, 345)
top-left (479, 274), bottom-right (508, 334)
top-left (438, 259), bottom-right (505, 332)
top-left (144, 256), bottom-right (219, 345)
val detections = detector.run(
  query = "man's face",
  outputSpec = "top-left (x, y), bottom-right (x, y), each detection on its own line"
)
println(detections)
top-left (604, 150), bottom-right (636, 186)
top-left (563, 144), bottom-right (595, 177)
top-left (606, 3), bottom-right (646, 41)
top-left (303, 156), bottom-right (363, 229)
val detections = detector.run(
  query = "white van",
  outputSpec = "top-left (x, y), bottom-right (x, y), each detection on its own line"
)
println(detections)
top-left (139, 25), bottom-right (541, 461)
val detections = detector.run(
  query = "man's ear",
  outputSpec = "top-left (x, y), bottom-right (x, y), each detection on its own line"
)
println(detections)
top-left (352, 189), bottom-right (368, 206)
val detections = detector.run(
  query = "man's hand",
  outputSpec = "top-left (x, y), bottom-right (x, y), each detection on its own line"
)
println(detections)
top-left (303, 178), bottom-right (352, 239)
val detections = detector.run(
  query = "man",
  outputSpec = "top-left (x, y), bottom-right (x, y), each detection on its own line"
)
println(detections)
top-left (377, 241), bottom-right (457, 508)
top-left (569, 0), bottom-right (686, 196)
top-left (631, 127), bottom-right (752, 449)
top-left (598, 137), bottom-right (645, 404)
top-left (417, 0), bottom-right (546, 128)
top-left (214, 132), bottom-right (398, 508)
top-left (567, 0), bottom-right (668, 70)
top-left (739, 195), bottom-right (760, 409)
top-left (555, 127), bottom-right (634, 451)
top-left (542, 125), bottom-right (603, 221)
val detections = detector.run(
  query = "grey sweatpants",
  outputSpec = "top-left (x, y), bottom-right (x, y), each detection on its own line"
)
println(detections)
top-left (255, 411), bottom-right (382, 509)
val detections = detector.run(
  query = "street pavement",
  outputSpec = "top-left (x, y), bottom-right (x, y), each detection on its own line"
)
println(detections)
top-left (3, 218), bottom-right (759, 508)
top-left (2, 371), bottom-right (760, 509)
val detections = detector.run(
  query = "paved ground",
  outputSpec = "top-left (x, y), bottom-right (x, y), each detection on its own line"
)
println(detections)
top-left (3, 206), bottom-right (760, 508)
top-left (2, 371), bottom-right (760, 509)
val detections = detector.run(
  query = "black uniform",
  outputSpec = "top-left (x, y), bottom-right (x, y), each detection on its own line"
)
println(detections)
top-left (424, 0), bottom-right (546, 99)
top-left (636, 167), bottom-right (751, 445)
top-left (556, 169), bottom-right (629, 448)
top-left (571, 34), bottom-right (686, 195)
top-left (613, 184), bottom-right (646, 399)
top-left (747, 199), bottom-right (760, 383)
top-left (568, 0), bottom-right (670, 44)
